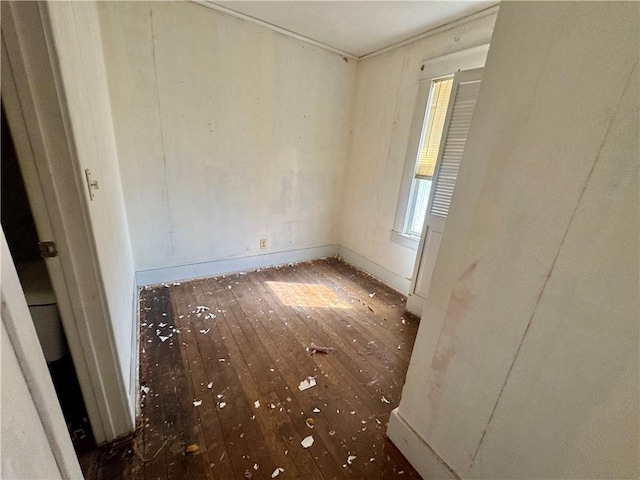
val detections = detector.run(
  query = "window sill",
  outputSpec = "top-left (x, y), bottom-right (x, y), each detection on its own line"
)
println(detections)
top-left (390, 230), bottom-right (419, 250)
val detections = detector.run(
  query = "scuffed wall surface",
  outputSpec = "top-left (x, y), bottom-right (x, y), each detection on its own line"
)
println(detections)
top-left (337, 12), bottom-right (497, 283)
top-left (396, 2), bottom-right (639, 478)
top-left (98, 2), bottom-right (356, 272)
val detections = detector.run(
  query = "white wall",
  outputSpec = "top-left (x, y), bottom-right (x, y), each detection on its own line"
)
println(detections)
top-left (1, 325), bottom-right (62, 480)
top-left (1, 231), bottom-right (83, 479)
top-left (45, 2), bottom-right (138, 423)
top-left (390, 2), bottom-right (639, 478)
top-left (97, 1), bottom-right (356, 274)
top-left (337, 10), bottom-right (497, 292)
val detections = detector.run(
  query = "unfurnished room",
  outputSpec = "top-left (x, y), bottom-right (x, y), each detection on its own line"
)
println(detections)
top-left (1, 1), bottom-right (638, 479)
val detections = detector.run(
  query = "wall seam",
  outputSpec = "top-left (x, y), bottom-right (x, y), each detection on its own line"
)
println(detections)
top-left (149, 7), bottom-right (175, 256)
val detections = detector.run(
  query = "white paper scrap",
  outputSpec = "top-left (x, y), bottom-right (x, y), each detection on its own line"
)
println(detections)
top-left (207, 382), bottom-right (214, 389)
top-left (271, 467), bottom-right (285, 478)
top-left (312, 408), bottom-right (320, 413)
top-left (199, 328), bottom-right (210, 334)
top-left (347, 455), bottom-right (356, 465)
top-left (193, 400), bottom-right (202, 407)
top-left (159, 336), bottom-right (170, 343)
top-left (301, 435), bottom-right (314, 449)
top-left (298, 377), bottom-right (317, 391)
top-left (218, 402), bottom-right (226, 409)
top-left (254, 400), bottom-right (260, 408)
top-left (381, 396), bottom-right (391, 404)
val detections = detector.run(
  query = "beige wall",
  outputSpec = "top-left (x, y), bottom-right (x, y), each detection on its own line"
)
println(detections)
top-left (392, 2), bottom-right (639, 478)
top-left (337, 11), bottom-right (497, 291)
top-left (98, 1), bottom-right (356, 273)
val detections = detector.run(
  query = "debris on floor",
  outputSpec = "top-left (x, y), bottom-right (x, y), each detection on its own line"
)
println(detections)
top-left (271, 467), bottom-right (285, 478)
top-left (308, 343), bottom-right (334, 354)
top-left (133, 260), bottom-right (421, 478)
top-left (298, 376), bottom-right (317, 391)
top-left (301, 435), bottom-right (314, 448)
top-left (186, 444), bottom-right (200, 454)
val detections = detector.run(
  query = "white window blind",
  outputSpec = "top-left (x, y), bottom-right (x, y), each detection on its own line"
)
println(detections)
top-left (429, 78), bottom-right (481, 218)
top-left (415, 78), bottom-right (453, 179)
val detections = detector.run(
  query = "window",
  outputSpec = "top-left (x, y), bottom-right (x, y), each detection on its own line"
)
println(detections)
top-left (391, 45), bottom-right (489, 248)
top-left (405, 77), bottom-right (453, 237)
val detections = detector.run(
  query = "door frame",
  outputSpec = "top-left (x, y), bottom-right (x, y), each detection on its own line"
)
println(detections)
top-left (1, 1), bottom-right (134, 443)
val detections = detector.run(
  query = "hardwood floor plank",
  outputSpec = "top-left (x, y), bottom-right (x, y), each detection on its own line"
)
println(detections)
top-left (258, 266), bottom-right (406, 413)
top-left (140, 290), bottom-right (171, 480)
top-left (240, 269), bottom-right (398, 478)
top-left (94, 260), bottom-right (421, 479)
top-left (173, 286), bottom-right (236, 479)
top-left (170, 287), bottom-right (215, 480)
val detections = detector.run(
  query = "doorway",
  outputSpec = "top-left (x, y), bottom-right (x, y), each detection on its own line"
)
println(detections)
top-left (0, 104), bottom-right (96, 457)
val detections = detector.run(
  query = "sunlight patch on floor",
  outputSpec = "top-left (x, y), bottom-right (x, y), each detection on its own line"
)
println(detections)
top-left (266, 281), bottom-right (352, 309)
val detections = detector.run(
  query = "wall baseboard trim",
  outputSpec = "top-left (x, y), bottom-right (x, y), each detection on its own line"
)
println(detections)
top-left (387, 408), bottom-right (459, 480)
top-left (129, 276), bottom-right (140, 421)
top-left (337, 246), bottom-right (411, 295)
top-left (135, 245), bottom-right (339, 286)
top-left (406, 294), bottom-right (425, 318)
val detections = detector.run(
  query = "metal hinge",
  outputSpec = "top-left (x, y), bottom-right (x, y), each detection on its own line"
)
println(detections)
top-left (38, 241), bottom-right (58, 258)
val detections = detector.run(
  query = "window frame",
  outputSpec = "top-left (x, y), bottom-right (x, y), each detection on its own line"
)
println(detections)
top-left (391, 44), bottom-right (490, 249)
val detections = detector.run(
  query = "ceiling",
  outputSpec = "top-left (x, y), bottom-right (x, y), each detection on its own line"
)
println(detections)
top-left (212, 1), bottom-right (496, 58)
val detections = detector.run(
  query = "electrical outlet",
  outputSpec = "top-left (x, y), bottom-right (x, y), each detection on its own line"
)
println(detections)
top-left (260, 239), bottom-right (267, 250)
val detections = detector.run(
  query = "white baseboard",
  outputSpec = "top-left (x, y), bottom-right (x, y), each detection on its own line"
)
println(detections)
top-left (337, 245), bottom-right (411, 295)
top-left (406, 293), bottom-right (425, 318)
top-left (129, 275), bottom-right (140, 421)
top-left (135, 245), bottom-right (339, 286)
top-left (387, 408), bottom-right (458, 479)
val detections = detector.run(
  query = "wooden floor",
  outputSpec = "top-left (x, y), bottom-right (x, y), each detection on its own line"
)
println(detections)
top-left (83, 258), bottom-right (421, 479)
